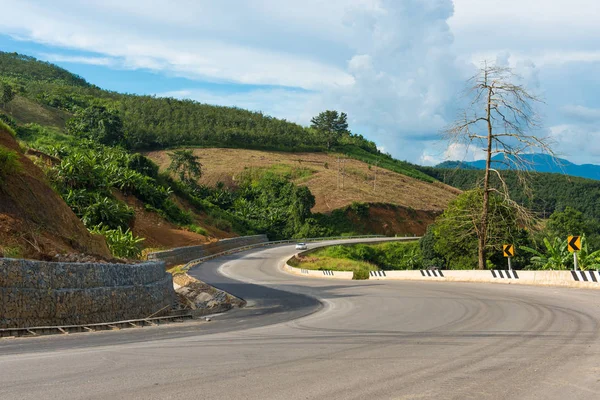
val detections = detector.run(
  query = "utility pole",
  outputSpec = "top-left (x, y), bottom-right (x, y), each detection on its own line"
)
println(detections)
top-left (341, 158), bottom-right (346, 189)
top-left (373, 160), bottom-right (378, 192)
top-left (336, 157), bottom-right (340, 189)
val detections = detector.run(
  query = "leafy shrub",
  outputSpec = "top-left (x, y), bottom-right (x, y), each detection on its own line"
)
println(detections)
top-left (0, 113), bottom-right (17, 129)
top-left (64, 189), bottom-right (134, 229)
top-left (127, 153), bottom-right (159, 178)
top-left (84, 196), bottom-right (133, 229)
top-left (353, 268), bottom-right (370, 280)
top-left (0, 145), bottom-right (22, 180)
top-left (293, 217), bottom-right (333, 239)
top-left (187, 224), bottom-right (208, 236)
top-left (0, 119), bottom-right (17, 137)
top-left (350, 202), bottom-right (370, 218)
top-left (90, 224), bottom-right (144, 259)
top-left (1, 245), bottom-right (23, 258)
top-left (210, 217), bottom-right (233, 232)
top-left (162, 200), bottom-right (194, 225)
top-left (53, 152), bottom-right (107, 189)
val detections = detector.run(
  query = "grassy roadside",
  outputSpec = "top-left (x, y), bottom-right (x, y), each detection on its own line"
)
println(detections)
top-left (288, 254), bottom-right (378, 279)
top-left (289, 241), bottom-right (422, 279)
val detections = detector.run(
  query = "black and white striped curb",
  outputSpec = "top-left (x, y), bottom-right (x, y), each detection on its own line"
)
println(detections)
top-left (369, 271), bottom-right (387, 277)
top-left (491, 270), bottom-right (519, 279)
top-left (420, 270), bottom-right (444, 277)
top-left (301, 269), bottom-right (309, 274)
top-left (571, 270), bottom-right (600, 282)
top-left (322, 270), bottom-right (335, 276)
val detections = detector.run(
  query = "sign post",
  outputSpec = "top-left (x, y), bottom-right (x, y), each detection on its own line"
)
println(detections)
top-left (568, 236), bottom-right (581, 271)
top-left (503, 244), bottom-right (515, 271)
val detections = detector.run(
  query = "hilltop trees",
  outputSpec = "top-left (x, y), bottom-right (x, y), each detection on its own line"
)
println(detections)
top-left (66, 106), bottom-right (125, 146)
top-left (311, 110), bottom-right (350, 150)
top-left (0, 82), bottom-right (15, 108)
top-left (445, 63), bottom-right (554, 269)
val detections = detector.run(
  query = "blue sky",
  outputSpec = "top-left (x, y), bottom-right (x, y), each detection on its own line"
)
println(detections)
top-left (1, 0), bottom-right (599, 165)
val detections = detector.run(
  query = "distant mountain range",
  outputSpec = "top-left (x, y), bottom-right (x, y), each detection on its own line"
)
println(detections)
top-left (436, 153), bottom-right (600, 181)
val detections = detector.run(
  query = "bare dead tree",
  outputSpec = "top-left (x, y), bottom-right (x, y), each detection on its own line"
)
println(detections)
top-left (445, 62), bottom-right (556, 270)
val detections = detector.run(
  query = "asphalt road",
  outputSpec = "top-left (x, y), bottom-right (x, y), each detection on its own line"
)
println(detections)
top-left (1, 239), bottom-right (600, 399)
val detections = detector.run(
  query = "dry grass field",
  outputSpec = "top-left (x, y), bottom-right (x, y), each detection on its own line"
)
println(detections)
top-left (146, 148), bottom-right (460, 213)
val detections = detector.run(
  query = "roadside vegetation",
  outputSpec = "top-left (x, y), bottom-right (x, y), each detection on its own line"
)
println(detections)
top-left (2, 52), bottom-right (599, 267)
top-left (290, 241), bottom-right (422, 279)
top-left (293, 202), bottom-right (600, 273)
top-left (422, 192), bottom-right (600, 270)
top-left (0, 51), bottom-right (445, 260)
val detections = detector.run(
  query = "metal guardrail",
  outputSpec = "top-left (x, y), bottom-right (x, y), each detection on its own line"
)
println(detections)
top-left (180, 234), bottom-right (419, 273)
top-left (0, 313), bottom-right (195, 338)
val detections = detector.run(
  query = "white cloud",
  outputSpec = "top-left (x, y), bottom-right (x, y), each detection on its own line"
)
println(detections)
top-left (0, 0), bottom-right (599, 164)
top-left (0, 1), bottom-right (355, 90)
top-left (561, 105), bottom-right (600, 123)
top-left (444, 143), bottom-right (482, 161)
top-left (39, 53), bottom-right (117, 67)
top-left (321, 0), bottom-right (466, 159)
top-left (549, 124), bottom-right (600, 164)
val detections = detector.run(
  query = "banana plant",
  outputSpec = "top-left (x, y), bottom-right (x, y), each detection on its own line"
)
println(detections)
top-left (575, 235), bottom-right (600, 270)
top-left (520, 237), bottom-right (571, 270)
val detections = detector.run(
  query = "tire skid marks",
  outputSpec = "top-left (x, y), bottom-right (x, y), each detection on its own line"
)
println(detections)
top-left (362, 292), bottom-right (562, 399)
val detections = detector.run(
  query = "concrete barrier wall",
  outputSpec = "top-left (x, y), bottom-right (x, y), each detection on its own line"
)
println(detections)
top-left (0, 258), bottom-right (175, 329)
top-left (283, 263), bottom-right (353, 280)
top-left (367, 269), bottom-right (600, 289)
top-left (148, 235), bottom-right (269, 267)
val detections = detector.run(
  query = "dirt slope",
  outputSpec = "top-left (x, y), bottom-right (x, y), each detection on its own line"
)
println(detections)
top-left (0, 126), bottom-right (111, 260)
top-left (346, 203), bottom-right (439, 236)
top-left (113, 192), bottom-right (234, 251)
top-left (147, 148), bottom-right (459, 213)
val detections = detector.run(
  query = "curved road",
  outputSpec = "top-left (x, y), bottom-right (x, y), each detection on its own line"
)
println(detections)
top-left (1, 240), bottom-right (600, 399)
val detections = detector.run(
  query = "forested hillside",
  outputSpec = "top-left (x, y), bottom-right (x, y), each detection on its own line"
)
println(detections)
top-left (418, 166), bottom-right (600, 222)
top-left (0, 51), bottom-right (444, 260)
top-left (0, 51), bottom-right (432, 181)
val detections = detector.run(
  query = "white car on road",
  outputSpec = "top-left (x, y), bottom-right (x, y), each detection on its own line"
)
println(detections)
top-left (295, 243), bottom-right (308, 250)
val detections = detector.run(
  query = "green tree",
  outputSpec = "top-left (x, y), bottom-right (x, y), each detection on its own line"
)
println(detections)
top-left (546, 206), bottom-right (588, 238)
top-left (289, 185), bottom-right (316, 231)
top-left (433, 189), bottom-right (524, 269)
top-left (310, 110), bottom-right (350, 150)
top-left (168, 149), bottom-right (202, 184)
top-left (419, 225), bottom-right (445, 268)
top-left (0, 83), bottom-right (15, 107)
top-left (66, 106), bottom-right (124, 146)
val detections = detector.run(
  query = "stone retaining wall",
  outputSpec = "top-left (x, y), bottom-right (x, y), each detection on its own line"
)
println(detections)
top-left (148, 235), bottom-right (269, 267)
top-left (0, 259), bottom-right (175, 329)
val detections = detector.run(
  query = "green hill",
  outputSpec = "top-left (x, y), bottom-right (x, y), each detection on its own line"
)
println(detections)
top-left (0, 51), bottom-right (433, 182)
top-left (0, 51), bottom-right (448, 260)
